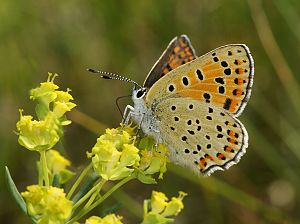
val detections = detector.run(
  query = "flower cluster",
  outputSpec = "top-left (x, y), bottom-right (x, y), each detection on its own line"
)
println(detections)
top-left (138, 142), bottom-right (168, 184)
top-left (16, 73), bottom-right (76, 152)
top-left (87, 126), bottom-right (168, 183)
top-left (142, 191), bottom-right (187, 224)
top-left (21, 185), bottom-right (72, 224)
top-left (84, 214), bottom-right (123, 224)
top-left (7, 74), bottom-right (188, 224)
top-left (87, 126), bottom-right (140, 181)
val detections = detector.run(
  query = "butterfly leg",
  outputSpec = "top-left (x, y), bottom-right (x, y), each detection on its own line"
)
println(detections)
top-left (135, 113), bottom-right (145, 134)
top-left (122, 105), bottom-right (135, 125)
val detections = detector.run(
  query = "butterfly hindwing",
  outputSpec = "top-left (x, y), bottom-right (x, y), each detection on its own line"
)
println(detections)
top-left (143, 35), bottom-right (197, 88)
top-left (155, 98), bottom-right (248, 176)
top-left (146, 44), bottom-right (254, 117)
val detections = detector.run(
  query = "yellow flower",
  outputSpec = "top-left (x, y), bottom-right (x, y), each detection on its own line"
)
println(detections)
top-left (88, 126), bottom-right (140, 181)
top-left (53, 90), bottom-right (76, 119)
top-left (136, 139), bottom-right (169, 184)
top-left (142, 191), bottom-right (187, 224)
top-left (16, 110), bottom-right (59, 152)
top-left (30, 73), bottom-right (59, 120)
top-left (30, 74), bottom-right (59, 105)
top-left (139, 144), bottom-right (168, 179)
top-left (21, 185), bottom-right (45, 215)
top-left (21, 185), bottom-right (72, 224)
top-left (30, 72), bottom-right (76, 120)
top-left (151, 191), bottom-right (169, 214)
top-left (120, 144), bottom-right (140, 167)
top-left (16, 74), bottom-right (76, 152)
top-left (85, 214), bottom-right (123, 224)
top-left (55, 89), bottom-right (74, 102)
top-left (161, 191), bottom-right (187, 217)
top-left (46, 150), bottom-right (70, 174)
top-left (118, 123), bottom-right (136, 136)
top-left (99, 127), bottom-right (132, 150)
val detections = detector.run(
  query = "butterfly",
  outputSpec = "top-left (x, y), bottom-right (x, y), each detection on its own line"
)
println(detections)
top-left (91, 35), bottom-right (254, 176)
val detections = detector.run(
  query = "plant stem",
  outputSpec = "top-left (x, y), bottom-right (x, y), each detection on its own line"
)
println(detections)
top-left (40, 151), bottom-right (49, 187)
top-left (67, 175), bottom-right (135, 223)
top-left (67, 163), bottom-right (92, 199)
top-left (83, 191), bottom-right (99, 210)
top-left (83, 179), bottom-right (105, 209)
top-left (72, 179), bottom-right (102, 211)
top-left (143, 199), bottom-right (148, 217)
top-left (38, 162), bottom-right (42, 186)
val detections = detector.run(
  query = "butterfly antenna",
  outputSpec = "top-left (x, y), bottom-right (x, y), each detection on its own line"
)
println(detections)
top-left (87, 68), bottom-right (142, 88)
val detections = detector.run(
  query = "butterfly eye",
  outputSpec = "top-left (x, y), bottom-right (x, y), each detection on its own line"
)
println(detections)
top-left (136, 88), bottom-right (146, 98)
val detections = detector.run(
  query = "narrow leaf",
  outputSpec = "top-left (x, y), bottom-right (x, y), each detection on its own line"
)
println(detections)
top-left (5, 167), bottom-right (38, 223)
top-left (5, 166), bottom-right (27, 214)
top-left (52, 173), bottom-right (60, 187)
top-left (59, 169), bottom-right (75, 184)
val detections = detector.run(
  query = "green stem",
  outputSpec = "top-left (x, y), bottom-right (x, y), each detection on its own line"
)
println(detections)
top-left (72, 179), bottom-right (102, 211)
top-left (40, 151), bottom-right (49, 187)
top-left (67, 163), bottom-right (92, 199)
top-left (83, 191), bottom-right (99, 210)
top-left (67, 175), bottom-right (135, 223)
top-left (83, 179), bottom-right (105, 209)
top-left (143, 199), bottom-right (148, 217)
top-left (38, 162), bottom-right (42, 186)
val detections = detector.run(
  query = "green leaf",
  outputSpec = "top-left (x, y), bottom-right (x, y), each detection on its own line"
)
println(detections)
top-left (137, 172), bottom-right (157, 184)
top-left (5, 167), bottom-right (38, 224)
top-left (139, 137), bottom-right (155, 150)
top-left (52, 173), bottom-right (60, 187)
top-left (5, 166), bottom-right (27, 214)
top-left (59, 169), bottom-right (75, 184)
top-left (72, 173), bottom-right (98, 203)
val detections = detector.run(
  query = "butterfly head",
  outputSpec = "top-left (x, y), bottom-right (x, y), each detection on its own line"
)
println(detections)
top-left (132, 87), bottom-right (147, 100)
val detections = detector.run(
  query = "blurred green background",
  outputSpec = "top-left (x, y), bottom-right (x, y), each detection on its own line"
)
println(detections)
top-left (1, 0), bottom-right (300, 223)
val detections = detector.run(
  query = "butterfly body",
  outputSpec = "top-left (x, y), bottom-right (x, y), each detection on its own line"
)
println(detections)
top-left (131, 90), bottom-right (161, 138)
top-left (128, 35), bottom-right (254, 176)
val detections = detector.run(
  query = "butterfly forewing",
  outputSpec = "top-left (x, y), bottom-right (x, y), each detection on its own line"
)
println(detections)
top-left (143, 35), bottom-right (197, 88)
top-left (155, 98), bottom-right (248, 175)
top-left (146, 44), bottom-right (254, 117)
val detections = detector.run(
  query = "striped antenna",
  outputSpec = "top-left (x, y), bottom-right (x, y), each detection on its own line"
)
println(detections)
top-left (87, 68), bottom-right (142, 88)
